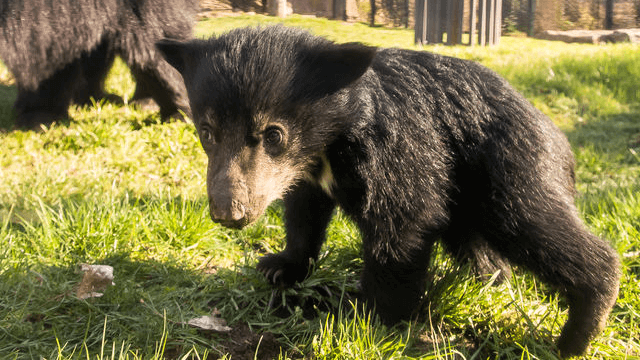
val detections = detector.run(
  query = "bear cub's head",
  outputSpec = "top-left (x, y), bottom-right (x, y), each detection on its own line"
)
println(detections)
top-left (157, 26), bottom-right (376, 228)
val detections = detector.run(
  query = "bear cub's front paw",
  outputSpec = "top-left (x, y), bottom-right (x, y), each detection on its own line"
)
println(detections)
top-left (257, 253), bottom-right (310, 287)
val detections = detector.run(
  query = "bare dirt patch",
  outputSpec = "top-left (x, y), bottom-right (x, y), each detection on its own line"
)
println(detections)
top-left (216, 322), bottom-right (285, 360)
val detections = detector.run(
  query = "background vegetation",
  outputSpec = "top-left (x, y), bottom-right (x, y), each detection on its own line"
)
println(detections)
top-left (0, 15), bottom-right (638, 359)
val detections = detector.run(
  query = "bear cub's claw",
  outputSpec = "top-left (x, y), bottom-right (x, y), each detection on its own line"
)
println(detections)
top-left (257, 253), bottom-right (309, 287)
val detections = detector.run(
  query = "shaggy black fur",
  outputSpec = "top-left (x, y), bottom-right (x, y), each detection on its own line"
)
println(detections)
top-left (0, 0), bottom-right (197, 129)
top-left (157, 26), bottom-right (621, 358)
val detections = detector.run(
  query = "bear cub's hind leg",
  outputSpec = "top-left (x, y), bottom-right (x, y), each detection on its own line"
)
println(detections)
top-left (481, 203), bottom-right (620, 358)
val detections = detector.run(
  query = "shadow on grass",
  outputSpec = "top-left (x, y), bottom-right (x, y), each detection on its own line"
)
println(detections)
top-left (560, 107), bottom-right (640, 224)
top-left (0, 252), bottom-right (291, 360)
top-left (563, 106), bottom-right (640, 162)
top-left (0, 83), bottom-right (73, 131)
top-left (0, 83), bottom-right (16, 131)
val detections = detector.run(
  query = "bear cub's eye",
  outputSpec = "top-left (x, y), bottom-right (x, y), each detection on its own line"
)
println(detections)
top-left (263, 126), bottom-right (285, 147)
top-left (200, 127), bottom-right (215, 146)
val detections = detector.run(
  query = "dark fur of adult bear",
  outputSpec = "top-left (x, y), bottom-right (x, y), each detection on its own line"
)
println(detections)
top-left (0, 0), bottom-right (197, 129)
top-left (156, 26), bottom-right (621, 358)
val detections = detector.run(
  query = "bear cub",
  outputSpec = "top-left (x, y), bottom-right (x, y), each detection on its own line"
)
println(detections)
top-left (157, 26), bottom-right (620, 358)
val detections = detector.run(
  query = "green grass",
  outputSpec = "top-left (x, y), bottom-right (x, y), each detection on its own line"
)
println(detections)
top-left (1, 14), bottom-right (639, 359)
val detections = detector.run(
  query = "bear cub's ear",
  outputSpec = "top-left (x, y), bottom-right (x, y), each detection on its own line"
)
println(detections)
top-left (294, 42), bottom-right (377, 100)
top-left (156, 39), bottom-right (199, 75)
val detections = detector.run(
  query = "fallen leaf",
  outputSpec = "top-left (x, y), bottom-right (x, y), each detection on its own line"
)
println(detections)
top-left (187, 315), bottom-right (232, 332)
top-left (76, 264), bottom-right (115, 300)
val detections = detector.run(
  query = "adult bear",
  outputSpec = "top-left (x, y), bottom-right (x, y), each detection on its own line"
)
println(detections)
top-left (0, 0), bottom-right (197, 129)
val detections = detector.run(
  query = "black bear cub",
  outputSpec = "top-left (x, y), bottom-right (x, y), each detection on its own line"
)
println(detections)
top-left (157, 26), bottom-right (620, 357)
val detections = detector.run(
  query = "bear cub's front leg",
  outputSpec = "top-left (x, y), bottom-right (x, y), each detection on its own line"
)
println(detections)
top-left (257, 182), bottom-right (336, 287)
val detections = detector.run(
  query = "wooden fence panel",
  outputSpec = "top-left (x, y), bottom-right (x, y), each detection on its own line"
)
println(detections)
top-left (415, 0), bottom-right (502, 46)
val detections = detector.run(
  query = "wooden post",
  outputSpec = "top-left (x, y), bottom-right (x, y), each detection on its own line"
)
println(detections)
top-left (333, 0), bottom-right (347, 20)
top-left (269, 0), bottom-right (287, 17)
top-left (434, 0), bottom-right (443, 43)
top-left (605, 0), bottom-right (614, 29)
top-left (469, 0), bottom-right (477, 46)
top-left (421, 0), bottom-right (429, 43)
top-left (457, 0), bottom-right (464, 44)
top-left (487, 0), bottom-right (495, 45)
top-left (404, 0), bottom-right (409, 28)
top-left (370, 0), bottom-right (376, 26)
top-left (427, 0), bottom-right (438, 43)
top-left (415, 0), bottom-right (427, 44)
top-left (479, 0), bottom-right (487, 45)
top-left (494, 0), bottom-right (502, 45)
top-left (446, 0), bottom-right (452, 44)
top-left (527, 0), bottom-right (536, 37)
top-left (447, 0), bottom-right (464, 45)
